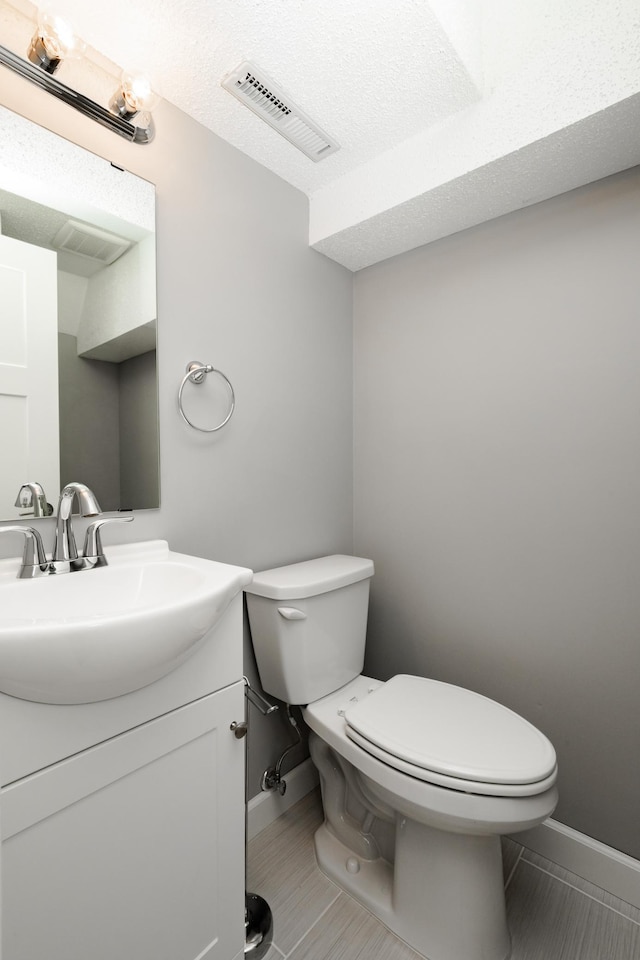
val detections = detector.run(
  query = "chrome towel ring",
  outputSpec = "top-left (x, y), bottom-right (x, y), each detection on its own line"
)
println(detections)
top-left (177, 360), bottom-right (236, 433)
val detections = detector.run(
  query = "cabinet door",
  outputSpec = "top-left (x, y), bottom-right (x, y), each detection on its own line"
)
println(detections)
top-left (1, 682), bottom-right (245, 960)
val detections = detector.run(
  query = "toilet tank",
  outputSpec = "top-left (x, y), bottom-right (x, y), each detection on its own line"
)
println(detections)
top-left (245, 555), bottom-right (374, 705)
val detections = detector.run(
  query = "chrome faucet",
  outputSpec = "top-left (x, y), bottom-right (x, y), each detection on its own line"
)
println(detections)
top-left (14, 482), bottom-right (53, 517)
top-left (49, 482), bottom-right (133, 574)
top-left (53, 482), bottom-right (102, 563)
top-left (0, 481), bottom-right (133, 578)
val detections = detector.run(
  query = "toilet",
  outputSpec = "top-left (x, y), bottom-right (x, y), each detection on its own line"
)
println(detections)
top-left (245, 556), bottom-right (558, 960)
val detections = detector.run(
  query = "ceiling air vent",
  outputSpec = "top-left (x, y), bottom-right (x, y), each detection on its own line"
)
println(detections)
top-left (53, 220), bottom-right (132, 265)
top-left (222, 61), bottom-right (340, 162)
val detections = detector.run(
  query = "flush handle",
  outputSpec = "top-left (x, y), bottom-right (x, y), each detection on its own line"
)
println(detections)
top-left (277, 606), bottom-right (307, 620)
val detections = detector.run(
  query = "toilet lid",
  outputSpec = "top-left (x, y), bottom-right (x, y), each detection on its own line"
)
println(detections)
top-left (344, 675), bottom-right (557, 786)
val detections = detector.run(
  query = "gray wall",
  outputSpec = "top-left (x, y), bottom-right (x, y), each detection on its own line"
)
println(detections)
top-left (0, 77), bottom-right (353, 798)
top-left (58, 337), bottom-right (159, 512)
top-left (353, 167), bottom-right (640, 859)
top-left (119, 349), bottom-right (159, 510)
top-left (58, 332), bottom-right (121, 509)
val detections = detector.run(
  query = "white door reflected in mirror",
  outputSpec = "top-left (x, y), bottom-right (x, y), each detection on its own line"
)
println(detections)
top-left (0, 233), bottom-right (59, 514)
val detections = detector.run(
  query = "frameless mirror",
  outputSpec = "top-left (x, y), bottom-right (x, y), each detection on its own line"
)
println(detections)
top-left (0, 104), bottom-right (159, 520)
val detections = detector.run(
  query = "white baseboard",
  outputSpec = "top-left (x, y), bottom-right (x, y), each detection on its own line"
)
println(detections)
top-left (248, 763), bottom-right (640, 911)
top-left (247, 758), bottom-right (319, 841)
top-left (514, 818), bottom-right (640, 910)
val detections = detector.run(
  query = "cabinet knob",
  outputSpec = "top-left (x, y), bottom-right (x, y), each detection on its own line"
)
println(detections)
top-left (230, 720), bottom-right (248, 739)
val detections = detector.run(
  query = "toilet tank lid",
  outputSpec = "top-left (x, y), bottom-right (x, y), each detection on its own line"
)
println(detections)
top-left (245, 555), bottom-right (374, 599)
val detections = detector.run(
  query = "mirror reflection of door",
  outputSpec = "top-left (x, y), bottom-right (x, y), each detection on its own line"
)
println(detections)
top-left (0, 233), bottom-right (60, 515)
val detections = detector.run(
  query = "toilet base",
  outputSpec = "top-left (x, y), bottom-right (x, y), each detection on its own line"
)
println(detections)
top-left (314, 819), bottom-right (511, 960)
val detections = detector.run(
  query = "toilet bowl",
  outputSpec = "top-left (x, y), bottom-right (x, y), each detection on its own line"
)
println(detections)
top-left (245, 556), bottom-right (558, 960)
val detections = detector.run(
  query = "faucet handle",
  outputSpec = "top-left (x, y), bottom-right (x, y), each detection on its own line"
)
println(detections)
top-left (0, 526), bottom-right (48, 578)
top-left (83, 516), bottom-right (134, 562)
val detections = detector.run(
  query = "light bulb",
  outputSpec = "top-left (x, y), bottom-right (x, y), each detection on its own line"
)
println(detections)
top-left (110, 69), bottom-right (159, 120)
top-left (28, 8), bottom-right (85, 74)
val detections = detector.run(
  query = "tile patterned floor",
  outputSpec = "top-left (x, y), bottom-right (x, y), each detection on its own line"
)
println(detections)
top-left (247, 790), bottom-right (640, 960)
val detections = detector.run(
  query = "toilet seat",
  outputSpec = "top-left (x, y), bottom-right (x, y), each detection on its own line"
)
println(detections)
top-left (344, 674), bottom-right (557, 798)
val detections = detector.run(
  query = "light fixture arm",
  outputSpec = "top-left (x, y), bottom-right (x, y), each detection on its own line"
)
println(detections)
top-left (0, 42), bottom-right (154, 144)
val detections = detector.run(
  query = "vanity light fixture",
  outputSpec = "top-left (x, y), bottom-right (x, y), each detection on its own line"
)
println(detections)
top-left (109, 69), bottom-right (159, 120)
top-left (0, 6), bottom-right (156, 144)
top-left (27, 8), bottom-right (85, 75)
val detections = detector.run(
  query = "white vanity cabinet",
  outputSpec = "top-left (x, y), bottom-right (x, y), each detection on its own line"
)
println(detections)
top-left (0, 585), bottom-right (248, 960)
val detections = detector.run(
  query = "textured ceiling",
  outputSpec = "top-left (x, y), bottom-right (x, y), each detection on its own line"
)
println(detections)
top-left (2, 0), bottom-right (640, 271)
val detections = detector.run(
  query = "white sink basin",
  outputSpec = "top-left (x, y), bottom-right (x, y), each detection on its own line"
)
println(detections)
top-left (0, 539), bottom-right (252, 704)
